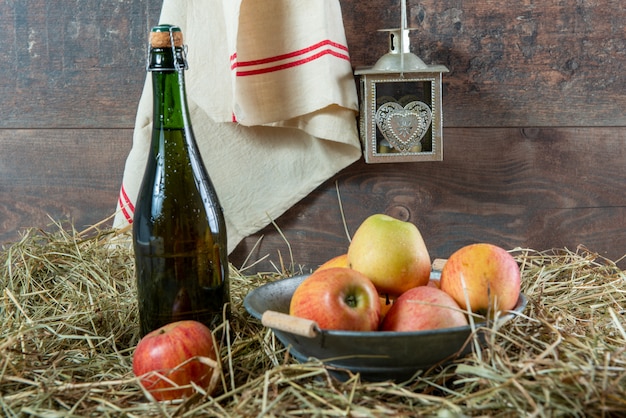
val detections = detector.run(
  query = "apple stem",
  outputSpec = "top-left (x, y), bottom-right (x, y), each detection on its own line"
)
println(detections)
top-left (345, 294), bottom-right (358, 308)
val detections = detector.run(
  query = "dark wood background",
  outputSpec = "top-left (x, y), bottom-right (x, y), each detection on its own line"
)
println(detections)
top-left (2, 1), bottom-right (625, 271)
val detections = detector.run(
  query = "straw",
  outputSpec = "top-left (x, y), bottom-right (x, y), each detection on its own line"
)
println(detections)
top-left (1, 221), bottom-right (625, 416)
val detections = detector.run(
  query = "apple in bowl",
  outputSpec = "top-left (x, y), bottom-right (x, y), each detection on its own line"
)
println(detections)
top-left (380, 286), bottom-right (468, 332)
top-left (289, 267), bottom-right (380, 331)
top-left (314, 253), bottom-right (349, 272)
top-left (440, 243), bottom-right (521, 316)
top-left (347, 214), bottom-right (431, 298)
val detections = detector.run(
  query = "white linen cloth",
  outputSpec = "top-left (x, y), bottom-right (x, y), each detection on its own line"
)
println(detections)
top-left (113, 0), bottom-right (361, 253)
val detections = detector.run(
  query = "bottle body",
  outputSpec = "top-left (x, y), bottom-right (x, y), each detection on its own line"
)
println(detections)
top-left (133, 25), bottom-right (229, 336)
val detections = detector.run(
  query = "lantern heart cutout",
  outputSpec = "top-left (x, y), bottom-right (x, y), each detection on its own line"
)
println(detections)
top-left (375, 101), bottom-right (432, 152)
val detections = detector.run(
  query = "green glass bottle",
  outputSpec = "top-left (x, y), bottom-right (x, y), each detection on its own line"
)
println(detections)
top-left (132, 24), bottom-right (230, 337)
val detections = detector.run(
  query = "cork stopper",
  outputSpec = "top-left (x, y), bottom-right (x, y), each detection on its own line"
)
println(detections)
top-left (150, 24), bottom-right (183, 48)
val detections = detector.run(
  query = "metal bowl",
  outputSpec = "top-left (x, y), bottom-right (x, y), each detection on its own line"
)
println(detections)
top-left (244, 273), bottom-right (526, 382)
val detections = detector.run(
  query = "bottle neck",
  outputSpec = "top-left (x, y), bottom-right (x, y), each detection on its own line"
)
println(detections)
top-left (149, 47), bottom-right (190, 130)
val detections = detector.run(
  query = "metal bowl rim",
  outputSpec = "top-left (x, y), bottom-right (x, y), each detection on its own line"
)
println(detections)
top-left (244, 274), bottom-right (527, 338)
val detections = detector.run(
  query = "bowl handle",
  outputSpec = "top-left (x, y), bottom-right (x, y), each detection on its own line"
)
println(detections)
top-left (261, 310), bottom-right (320, 338)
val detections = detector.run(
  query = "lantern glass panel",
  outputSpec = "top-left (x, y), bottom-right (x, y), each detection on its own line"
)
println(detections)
top-left (374, 79), bottom-right (435, 154)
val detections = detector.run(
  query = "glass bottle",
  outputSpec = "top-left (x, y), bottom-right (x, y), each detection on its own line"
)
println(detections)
top-left (132, 24), bottom-right (230, 337)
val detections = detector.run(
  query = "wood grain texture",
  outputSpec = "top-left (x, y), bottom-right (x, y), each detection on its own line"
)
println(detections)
top-left (230, 127), bottom-right (626, 271)
top-left (0, 129), bottom-right (131, 241)
top-left (342, 0), bottom-right (626, 126)
top-left (2, 1), bottom-right (625, 128)
top-left (0, 0), bottom-right (161, 129)
top-left (0, 0), bottom-right (625, 271)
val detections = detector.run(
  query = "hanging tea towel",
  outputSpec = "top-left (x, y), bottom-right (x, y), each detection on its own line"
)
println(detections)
top-left (113, 0), bottom-right (361, 254)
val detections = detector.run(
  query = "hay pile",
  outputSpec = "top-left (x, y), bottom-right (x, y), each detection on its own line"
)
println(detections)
top-left (1, 223), bottom-right (625, 417)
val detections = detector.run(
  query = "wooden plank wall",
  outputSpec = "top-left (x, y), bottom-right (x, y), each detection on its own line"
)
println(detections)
top-left (0, 0), bottom-right (159, 239)
top-left (1, 1), bottom-right (625, 272)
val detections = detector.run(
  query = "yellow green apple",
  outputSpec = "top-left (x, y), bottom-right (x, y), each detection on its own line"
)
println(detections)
top-left (439, 243), bottom-right (521, 316)
top-left (347, 214), bottom-right (431, 297)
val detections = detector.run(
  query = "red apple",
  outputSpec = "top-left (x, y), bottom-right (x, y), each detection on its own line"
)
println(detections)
top-left (347, 214), bottom-right (431, 297)
top-left (427, 279), bottom-right (440, 289)
top-left (289, 267), bottom-right (381, 331)
top-left (132, 320), bottom-right (218, 401)
top-left (380, 286), bottom-right (469, 332)
top-left (439, 243), bottom-right (521, 316)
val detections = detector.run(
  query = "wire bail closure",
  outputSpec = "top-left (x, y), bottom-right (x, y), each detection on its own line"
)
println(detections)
top-left (169, 27), bottom-right (188, 73)
top-left (146, 26), bottom-right (188, 72)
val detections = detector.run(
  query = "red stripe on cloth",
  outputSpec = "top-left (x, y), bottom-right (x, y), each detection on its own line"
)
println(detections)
top-left (118, 196), bottom-right (133, 224)
top-left (231, 39), bottom-right (349, 69)
top-left (118, 185), bottom-right (134, 223)
top-left (120, 185), bottom-right (135, 212)
top-left (235, 48), bottom-right (350, 77)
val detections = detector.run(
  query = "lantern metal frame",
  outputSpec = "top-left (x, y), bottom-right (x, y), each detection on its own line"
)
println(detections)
top-left (354, 1), bottom-right (448, 163)
top-left (356, 66), bottom-right (447, 163)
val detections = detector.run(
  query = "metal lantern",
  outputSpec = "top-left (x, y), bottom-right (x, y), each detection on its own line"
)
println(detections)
top-left (355, 2), bottom-right (448, 163)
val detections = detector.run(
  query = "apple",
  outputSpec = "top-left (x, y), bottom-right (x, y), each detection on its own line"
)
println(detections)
top-left (379, 295), bottom-right (394, 323)
top-left (132, 320), bottom-right (218, 401)
top-left (347, 214), bottom-right (431, 297)
top-left (289, 267), bottom-right (380, 331)
top-left (427, 279), bottom-right (440, 289)
top-left (314, 253), bottom-right (349, 272)
top-left (439, 243), bottom-right (521, 316)
top-left (380, 286), bottom-right (468, 332)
